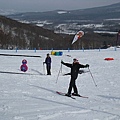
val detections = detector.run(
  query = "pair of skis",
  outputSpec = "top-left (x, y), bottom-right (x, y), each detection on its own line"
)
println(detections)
top-left (56, 91), bottom-right (88, 100)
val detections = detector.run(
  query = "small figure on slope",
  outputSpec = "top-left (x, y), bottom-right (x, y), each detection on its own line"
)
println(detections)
top-left (20, 59), bottom-right (28, 72)
top-left (43, 53), bottom-right (51, 75)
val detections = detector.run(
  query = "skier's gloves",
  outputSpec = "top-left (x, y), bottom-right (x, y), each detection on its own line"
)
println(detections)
top-left (86, 64), bottom-right (89, 68)
top-left (61, 60), bottom-right (64, 64)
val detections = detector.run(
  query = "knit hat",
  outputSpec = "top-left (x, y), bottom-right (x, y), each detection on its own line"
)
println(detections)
top-left (73, 58), bottom-right (78, 61)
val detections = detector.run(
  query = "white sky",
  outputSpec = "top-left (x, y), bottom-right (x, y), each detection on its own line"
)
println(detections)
top-left (0, 0), bottom-right (120, 12)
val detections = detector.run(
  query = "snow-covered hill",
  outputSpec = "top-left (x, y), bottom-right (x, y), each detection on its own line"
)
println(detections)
top-left (7, 2), bottom-right (120, 34)
top-left (0, 9), bottom-right (18, 15)
top-left (0, 49), bottom-right (120, 120)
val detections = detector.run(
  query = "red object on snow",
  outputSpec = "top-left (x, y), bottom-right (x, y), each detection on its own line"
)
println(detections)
top-left (22, 59), bottom-right (27, 64)
top-left (104, 58), bottom-right (114, 61)
top-left (20, 64), bottom-right (28, 72)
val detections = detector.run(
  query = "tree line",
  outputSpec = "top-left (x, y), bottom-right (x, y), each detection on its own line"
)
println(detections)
top-left (0, 15), bottom-right (117, 50)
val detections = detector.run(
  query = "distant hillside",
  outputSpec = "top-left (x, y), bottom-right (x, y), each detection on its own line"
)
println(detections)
top-left (0, 15), bottom-right (71, 50)
top-left (8, 2), bottom-right (120, 21)
top-left (7, 2), bottom-right (120, 34)
top-left (0, 16), bottom-right (118, 50)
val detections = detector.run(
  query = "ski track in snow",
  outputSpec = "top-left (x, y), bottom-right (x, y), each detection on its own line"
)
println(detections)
top-left (0, 49), bottom-right (120, 120)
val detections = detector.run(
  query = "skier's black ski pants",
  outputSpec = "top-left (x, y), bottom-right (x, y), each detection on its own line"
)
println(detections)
top-left (68, 77), bottom-right (78, 94)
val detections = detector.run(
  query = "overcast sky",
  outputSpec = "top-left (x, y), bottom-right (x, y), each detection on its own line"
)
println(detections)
top-left (0, 0), bottom-right (120, 12)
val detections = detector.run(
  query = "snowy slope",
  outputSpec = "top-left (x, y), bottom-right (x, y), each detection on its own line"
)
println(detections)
top-left (0, 49), bottom-right (120, 120)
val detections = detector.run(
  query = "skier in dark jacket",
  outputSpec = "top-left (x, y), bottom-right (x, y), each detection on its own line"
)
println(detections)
top-left (43, 53), bottom-right (51, 75)
top-left (61, 58), bottom-right (89, 97)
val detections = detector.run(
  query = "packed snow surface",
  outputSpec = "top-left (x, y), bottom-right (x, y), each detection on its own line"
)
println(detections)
top-left (0, 48), bottom-right (120, 120)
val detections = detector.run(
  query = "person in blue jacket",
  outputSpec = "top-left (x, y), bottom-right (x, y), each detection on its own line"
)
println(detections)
top-left (61, 58), bottom-right (89, 97)
top-left (43, 53), bottom-right (51, 75)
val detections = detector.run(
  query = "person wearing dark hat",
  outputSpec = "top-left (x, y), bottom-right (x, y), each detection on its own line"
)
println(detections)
top-left (43, 53), bottom-right (51, 75)
top-left (61, 58), bottom-right (89, 97)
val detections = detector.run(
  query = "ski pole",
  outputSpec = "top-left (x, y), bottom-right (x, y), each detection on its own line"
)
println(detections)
top-left (60, 63), bottom-right (62, 73)
top-left (56, 63), bottom-right (62, 83)
top-left (88, 67), bottom-right (97, 87)
top-left (43, 62), bottom-right (45, 75)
